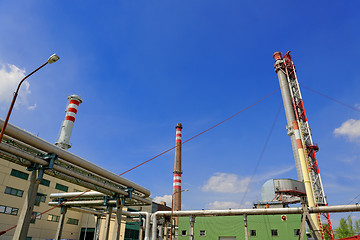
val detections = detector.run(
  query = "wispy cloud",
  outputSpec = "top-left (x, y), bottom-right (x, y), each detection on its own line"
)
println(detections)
top-left (206, 200), bottom-right (252, 210)
top-left (334, 119), bottom-right (360, 142)
top-left (201, 166), bottom-right (294, 194)
top-left (202, 173), bottom-right (251, 193)
top-left (153, 194), bottom-right (172, 207)
top-left (0, 64), bottom-right (31, 107)
top-left (27, 103), bottom-right (37, 111)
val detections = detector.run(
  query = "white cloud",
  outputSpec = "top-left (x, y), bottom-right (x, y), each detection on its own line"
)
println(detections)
top-left (259, 166), bottom-right (295, 181)
top-left (206, 200), bottom-right (252, 210)
top-left (334, 119), bottom-right (360, 142)
top-left (0, 64), bottom-right (31, 107)
top-left (153, 194), bottom-right (172, 207)
top-left (202, 173), bottom-right (251, 193)
top-left (201, 166), bottom-right (294, 194)
top-left (27, 103), bottom-right (37, 111)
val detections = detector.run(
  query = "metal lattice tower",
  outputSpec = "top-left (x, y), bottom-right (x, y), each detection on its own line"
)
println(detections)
top-left (273, 51), bottom-right (334, 239)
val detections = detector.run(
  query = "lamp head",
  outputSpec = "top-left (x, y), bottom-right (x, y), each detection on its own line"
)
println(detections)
top-left (48, 54), bottom-right (60, 64)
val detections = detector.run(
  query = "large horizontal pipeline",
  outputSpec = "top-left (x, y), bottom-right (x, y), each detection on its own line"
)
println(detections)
top-left (153, 204), bottom-right (360, 217)
top-left (49, 191), bottom-right (153, 206)
top-left (48, 200), bottom-right (120, 206)
top-left (151, 204), bottom-right (360, 239)
top-left (0, 143), bottom-right (151, 204)
top-left (49, 191), bottom-right (106, 199)
top-left (0, 119), bottom-right (150, 197)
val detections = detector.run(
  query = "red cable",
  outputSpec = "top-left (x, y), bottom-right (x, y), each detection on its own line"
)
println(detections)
top-left (120, 88), bottom-right (280, 175)
top-left (1, 89), bottom-right (280, 235)
top-left (300, 84), bottom-right (360, 113)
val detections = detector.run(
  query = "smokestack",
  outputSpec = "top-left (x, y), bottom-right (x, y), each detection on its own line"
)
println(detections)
top-left (273, 52), bottom-right (303, 182)
top-left (55, 95), bottom-right (82, 150)
top-left (173, 123), bottom-right (183, 214)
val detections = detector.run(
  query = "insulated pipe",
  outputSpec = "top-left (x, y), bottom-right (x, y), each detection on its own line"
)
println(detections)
top-left (0, 119), bottom-right (150, 197)
top-left (55, 95), bottom-right (82, 150)
top-left (151, 204), bottom-right (360, 238)
top-left (273, 52), bottom-right (303, 182)
top-left (123, 211), bottom-right (151, 240)
top-left (0, 147), bottom-right (114, 196)
top-left (0, 142), bottom-right (151, 204)
top-left (48, 197), bottom-right (152, 206)
top-left (0, 143), bottom-right (123, 197)
top-left (50, 191), bottom-right (106, 199)
top-left (70, 207), bottom-right (105, 216)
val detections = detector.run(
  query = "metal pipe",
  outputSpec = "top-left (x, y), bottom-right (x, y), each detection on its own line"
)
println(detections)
top-left (123, 211), bottom-right (151, 240)
top-left (50, 191), bottom-right (106, 199)
top-left (0, 119), bottom-right (150, 197)
top-left (0, 53), bottom-right (60, 144)
top-left (150, 204), bottom-right (360, 238)
top-left (0, 142), bottom-right (151, 204)
top-left (244, 214), bottom-right (248, 240)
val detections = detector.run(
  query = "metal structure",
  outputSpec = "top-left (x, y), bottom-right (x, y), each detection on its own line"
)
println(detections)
top-left (151, 204), bottom-right (360, 240)
top-left (273, 51), bottom-right (334, 239)
top-left (48, 192), bottom-right (151, 240)
top-left (0, 119), bottom-right (151, 238)
top-left (55, 94), bottom-right (82, 150)
top-left (261, 178), bottom-right (306, 205)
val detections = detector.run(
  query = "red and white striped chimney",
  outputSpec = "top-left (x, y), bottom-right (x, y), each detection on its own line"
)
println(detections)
top-left (173, 123), bottom-right (183, 213)
top-left (55, 95), bottom-right (82, 150)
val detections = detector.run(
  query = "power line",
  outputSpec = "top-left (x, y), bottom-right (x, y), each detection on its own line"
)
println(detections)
top-left (0, 88), bottom-right (280, 235)
top-left (300, 84), bottom-right (360, 113)
top-left (240, 104), bottom-right (282, 206)
top-left (120, 88), bottom-right (280, 176)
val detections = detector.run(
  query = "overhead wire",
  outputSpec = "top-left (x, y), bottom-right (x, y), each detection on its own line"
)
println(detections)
top-left (0, 88), bottom-right (280, 235)
top-left (300, 84), bottom-right (360, 113)
top-left (120, 88), bottom-right (280, 176)
top-left (240, 104), bottom-right (282, 206)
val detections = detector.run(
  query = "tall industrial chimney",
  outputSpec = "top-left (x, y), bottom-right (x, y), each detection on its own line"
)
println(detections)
top-left (172, 123), bottom-right (183, 218)
top-left (55, 95), bottom-right (82, 150)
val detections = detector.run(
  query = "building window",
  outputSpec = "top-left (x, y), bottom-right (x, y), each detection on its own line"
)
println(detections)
top-left (26, 237), bottom-right (32, 240)
top-left (67, 218), bottom-right (79, 225)
top-left (10, 169), bottom-right (29, 180)
top-left (40, 179), bottom-right (50, 187)
top-left (30, 212), bottom-right (42, 223)
top-left (250, 230), bottom-right (257, 236)
top-left (47, 214), bottom-right (60, 222)
top-left (271, 229), bottom-right (278, 236)
top-left (294, 229), bottom-right (300, 236)
top-left (181, 230), bottom-right (187, 236)
top-left (200, 230), bottom-right (206, 236)
top-left (55, 183), bottom-right (68, 192)
top-left (34, 193), bottom-right (46, 206)
top-left (0, 205), bottom-right (19, 215)
top-left (5, 186), bottom-right (24, 197)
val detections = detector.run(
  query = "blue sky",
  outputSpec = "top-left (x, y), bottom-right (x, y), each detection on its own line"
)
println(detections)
top-left (0, 0), bottom-right (359, 227)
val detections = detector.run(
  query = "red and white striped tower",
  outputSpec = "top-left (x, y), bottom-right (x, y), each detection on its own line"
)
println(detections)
top-left (173, 123), bottom-right (183, 221)
top-left (55, 95), bottom-right (82, 150)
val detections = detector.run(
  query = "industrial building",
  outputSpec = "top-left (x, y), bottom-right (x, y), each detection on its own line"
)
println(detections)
top-left (177, 214), bottom-right (302, 240)
top-left (0, 157), bottom-right (160, 240)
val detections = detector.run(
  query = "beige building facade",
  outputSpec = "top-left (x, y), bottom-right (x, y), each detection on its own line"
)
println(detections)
top-left (0, 158), bottom-right (146, 240)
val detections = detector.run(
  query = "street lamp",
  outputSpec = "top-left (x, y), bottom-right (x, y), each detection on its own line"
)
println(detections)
top-left (0, 54), bottom-right (60, 143)
top-left (170, 189), bottom-right (189, 240)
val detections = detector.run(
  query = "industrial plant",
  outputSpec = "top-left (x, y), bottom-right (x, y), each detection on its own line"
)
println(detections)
top-left (0, 51), bottom-right (359, 240)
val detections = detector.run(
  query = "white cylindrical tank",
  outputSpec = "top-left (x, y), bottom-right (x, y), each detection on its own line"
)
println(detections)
top-left (55, 95), bottom-right (82, 150)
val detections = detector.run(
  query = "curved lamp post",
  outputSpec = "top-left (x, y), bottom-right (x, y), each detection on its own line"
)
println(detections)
top-left (170, 189), bottom-right (189, 240)
top-left (0, 54), bottom-right (60, 143)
